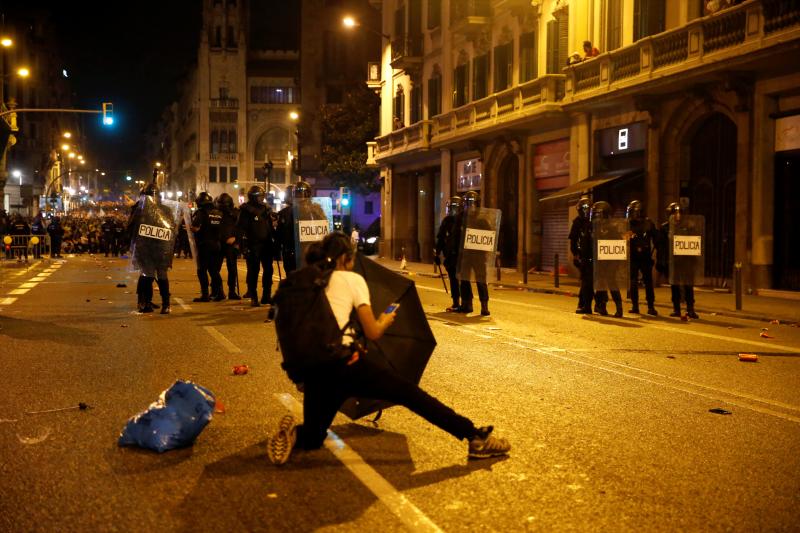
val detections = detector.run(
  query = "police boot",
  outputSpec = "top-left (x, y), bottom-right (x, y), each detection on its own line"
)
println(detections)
top-left (213, 289), bottom-right (226, 302)
top-left (480, 301), bottom-right (490, 316)
top-left (629, 302), bottom-right (640, 314)
top-left (158, 280), bottom-right (171, 315)
top-left (228, 288), bottom-right (241, 300)
top-left (261, 290), bottom-right (272, 305)
top-left (670, 303), bottom-right (681, 317)
top-left (598, 302), bottom-right (609, 316)
top-left (646, 304), bottom-right (658, 316)
top-left (250, 287), bottom-right (261, 307)
top-left (193, 289), bottom-right (211, 303)
top-left (459, 300), bottom-right (473, 314)
top-left (686, 306), bottom-right (699, 320)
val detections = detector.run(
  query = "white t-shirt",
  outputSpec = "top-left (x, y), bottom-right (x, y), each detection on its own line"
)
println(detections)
top-left (325, 270), bottom-right (371, 343)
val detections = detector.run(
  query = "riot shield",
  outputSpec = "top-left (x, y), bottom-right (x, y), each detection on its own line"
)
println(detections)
top-left (456, 207), bottom-right (501, 283)
top-left (293, 197), bottom-right (333, 268)
top-left (593, 217), bottom-right (629, 292)
top-left (669, 214), bottom-right (705, 286)
top-left (128, 196), bottom-right (180, 278)
top-left (178, 201), bottom-right (198, 266)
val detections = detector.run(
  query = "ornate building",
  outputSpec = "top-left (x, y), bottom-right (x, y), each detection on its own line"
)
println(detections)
top-left (153, 0), bottom-right (380, 208)
top-left (372, 0), bottom-right (800, 292)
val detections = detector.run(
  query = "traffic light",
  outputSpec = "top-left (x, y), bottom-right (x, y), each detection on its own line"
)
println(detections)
top-left (102, 102), bottom-right (114, 125)
top-left (340, 187), bottom-right (351, 208)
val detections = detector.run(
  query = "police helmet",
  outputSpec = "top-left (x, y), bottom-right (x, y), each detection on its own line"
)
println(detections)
top-left (293, 180), bottom-right (312, 199)
top-left (626, 200), bottom-right (642, 220)
top-left (590, 201), bottom-right (611, 222)
top-left (463, 190), bottom-right (480, 209)
top-left (247, 185), bottom-right (265, 204)
top-left (447, 196), bottom-right (463, 216)
top-left (196, 191), bottom-right (214, 208)
top-left (141, 182), bottom-right (159, 198)
top-left (216, 192), bottom-right (234, 211)
top-left (666, 202), bottom-right (680, 216)
top-left (577, 196), bottom-right (591, 219)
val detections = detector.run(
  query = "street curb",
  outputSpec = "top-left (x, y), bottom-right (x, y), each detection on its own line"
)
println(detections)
top-left (389, 267), bottom-right (795, 325)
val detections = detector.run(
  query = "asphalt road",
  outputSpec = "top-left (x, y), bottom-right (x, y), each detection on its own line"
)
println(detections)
top-left (1, 254), bottom-right (799, 532)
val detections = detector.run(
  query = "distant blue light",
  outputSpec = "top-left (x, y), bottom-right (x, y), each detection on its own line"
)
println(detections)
top-left (103, 116), bottom-right (114, 126)
top-left (341, 198), bottom-right (350, 207)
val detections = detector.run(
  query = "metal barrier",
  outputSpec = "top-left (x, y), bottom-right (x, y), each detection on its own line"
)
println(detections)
top-left (2, 234), bottom-right (51, 261)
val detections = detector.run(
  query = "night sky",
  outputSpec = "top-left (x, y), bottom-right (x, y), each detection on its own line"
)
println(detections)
top-left (20, 1), bottom-right (203, 177)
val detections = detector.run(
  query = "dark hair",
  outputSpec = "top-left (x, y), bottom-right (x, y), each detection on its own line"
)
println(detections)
top-left (583, 40), bottom-right (592, 48)
top-left (304, 231), bottom-right (354, 270)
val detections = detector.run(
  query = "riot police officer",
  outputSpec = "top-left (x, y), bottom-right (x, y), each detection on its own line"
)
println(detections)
top-left (101, 217), bottom-right (115, 257)
top-left (660, 202), bottom-right (699, 319)
top-left (590, 201), bottom-right (623, 317)
top-left (276, 181), bottom-right (312, 274)
top-left (569, 196), bottom-right (593, 314)
top-left (626, 200), bottom-right (658, 315)
top-left (434, 196), bottom-right (463, 312)
top-left (237, 185), bottom-right (275, 307)
top-left (47, 216), bottom-right (64, 258)
top-left (216, 192), bottom-right (241, 300)
top-left (458, 191), bottom-right (491, 316)
top-left (191, 191), bottom-right (224, 302)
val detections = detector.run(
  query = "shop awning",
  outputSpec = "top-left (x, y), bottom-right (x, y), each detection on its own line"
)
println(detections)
top-left (539, 169), bottom-right (643, 202)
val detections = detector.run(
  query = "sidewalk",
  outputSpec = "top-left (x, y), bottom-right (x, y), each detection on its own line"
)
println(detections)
top-left (373, 257), bottom-right (800, 325)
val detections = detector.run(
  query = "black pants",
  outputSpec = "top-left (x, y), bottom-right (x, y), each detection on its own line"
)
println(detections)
top-left (578, 260), bottom-right (594, 310)
top-left (51, 239), bottom-right (61, 257)
top-left (630, 257), bottom-right (655, 308)
top-left (136, 273), bottom-right (170, 306)
top-left (223, 243), bottom-right (239, 294)
top-left (296, 357), bottom-right (477, 450)
top-left (459, 280), bottom-right (489, 304)
top-left (444, 259), bottom-right (461, 306)
top-left (197, 245), bottom-right (222, 297)
top-left (671, 285), bottom-right (695, 310)
top-left (246, 244), bottom-right (273, 299)
top-left (595, 290), bottom-right (622, 311)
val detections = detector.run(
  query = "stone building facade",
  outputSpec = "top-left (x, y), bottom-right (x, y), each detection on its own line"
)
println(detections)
top-left (372, 0), bottom-right (800, 292)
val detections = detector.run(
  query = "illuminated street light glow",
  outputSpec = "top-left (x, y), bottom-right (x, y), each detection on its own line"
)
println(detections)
top-left (16, 67), bottom-right (30, 78)
top-left (61, 143), bottom-right (70, 151)
top-left (12, 170), bottom-right (21, 178)
top-left (155, 162), bottom-right (162, 168)
top-left (176, 191), bottom-right (183, 198)
top-left (166, 191), bottom-right (173, 198)
top-left (343, 16), bottom-right (356, 28)
top-left (289, 111), bottom-right (299, 121)
top-left (62, 132), bottom-right (72, 139)
top-left (0, 37), bottom-right (12, 48)
top-left (126, 176), bottom-right (132, 181)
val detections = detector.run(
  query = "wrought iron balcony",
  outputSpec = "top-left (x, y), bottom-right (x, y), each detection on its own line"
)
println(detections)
top-left (372, 121), bottom-right (432, 163)
top-left (210, 98), bottom-right (239, 109)
top-left (563, 0), bottom-right (800, 101)
top-left (390, 36), bottom-right (423, 71)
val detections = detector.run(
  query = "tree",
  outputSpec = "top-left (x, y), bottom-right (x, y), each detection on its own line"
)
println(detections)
top-left (319, 84), bottom-right (380, 195)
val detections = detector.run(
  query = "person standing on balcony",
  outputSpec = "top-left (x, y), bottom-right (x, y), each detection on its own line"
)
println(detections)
top-left (583, 41), bottom-right (600, 59)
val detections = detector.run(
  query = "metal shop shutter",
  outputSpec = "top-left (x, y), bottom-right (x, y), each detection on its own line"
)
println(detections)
top-left (541, 203), bottom-right (570, 271)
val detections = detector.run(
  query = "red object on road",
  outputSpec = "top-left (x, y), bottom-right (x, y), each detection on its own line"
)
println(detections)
top-left (738, 353), bottom-right (759, 362)
top-left (232, 364), bottom-right (249, 375)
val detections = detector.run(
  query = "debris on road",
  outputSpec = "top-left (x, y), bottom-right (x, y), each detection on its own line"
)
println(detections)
top-left (709, 408), bottom-right (732, 415)
top-left (760, 328), bottom-right (773, 338)
top-left (770, 319), bottom-right (780, 325)
top-left (120, 324), bottom-right (129, 328)
top-left (85, 299), bottom-right (90, 302)
top-left (118, 380), bottom-right (216, 453)
top-left (17, 427), bottom-right (52, 445)
top-left (214, 400), bottom-right (226, 414)
top-left (26, 402), bottom-right (90, 415)
top-left (116, 283), bottom-right (127, 288)
top-left (666, 355), bottom-right (676, 359)
top-left (233, 364), bottom-right (249, 375)
top-left (738, 353), bottom-right (759, 362)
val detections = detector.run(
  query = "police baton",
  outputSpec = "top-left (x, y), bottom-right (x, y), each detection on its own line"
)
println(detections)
top-left (434, 251), bottom-right (449, 294)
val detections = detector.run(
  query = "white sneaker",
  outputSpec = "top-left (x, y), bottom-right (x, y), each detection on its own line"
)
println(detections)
top-left (267, 414), bottom-right (297, 465)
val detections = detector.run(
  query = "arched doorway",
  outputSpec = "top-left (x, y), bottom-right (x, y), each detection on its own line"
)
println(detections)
top-left (687, 112), bottom-right (736, 285)
top-left (496, 154), bottom-right (519, 267)
top-left (254, 127), bottom-right (292, 185)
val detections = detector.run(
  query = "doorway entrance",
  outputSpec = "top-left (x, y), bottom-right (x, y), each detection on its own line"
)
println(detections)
top-left (687, 112), bottom-right (737, 286)
top-left (496, 154), bottom-right (518, 267)
top-left (774, 150), bottom-right (800, 290)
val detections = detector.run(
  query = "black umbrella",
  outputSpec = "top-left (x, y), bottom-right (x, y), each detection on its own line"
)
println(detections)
top-left (339, 253), bottom-right (437, 420)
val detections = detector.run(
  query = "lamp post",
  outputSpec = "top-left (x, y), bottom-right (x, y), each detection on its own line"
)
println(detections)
top-left (289, 110), bottom-right (300, 179)
top-left (263, 158), bottom-right (273, 199)
top-left (342, 15), bottom-right (390, 40)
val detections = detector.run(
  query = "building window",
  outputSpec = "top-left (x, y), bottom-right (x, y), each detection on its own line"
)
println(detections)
top-left (393, 85), bottom-right (405, 129)
top-left (493, 41), bottom-right (512, 92)
top-left (211, 130), bottom-right (219, 155)
top-left (220, 167), bottom-right (228, 183)
top-left (634, 0), bottom-right (666, 41)
top-left (209, 167), bottom-right (218, 183)
top-left (229, 130), bottom-right (237, 153)
top-left (219, 130), bottom-right (228, 154)
top-left (227, 26), bottom-right (236, 48)
top-left (427, 0), bottom-right (441, 29)
top-left (606, 0), bottom-right (622, 51)
top-left (214, 26), bottom-right (222, 48)
top-left (250, 86), bottom-right (299, 104)
top-left (427, 70), bottom-right (442, 117)
top-left (364, 200), bottom-right (374, 215)
top-left (410, 82), bottom-right (422, 124)
top-left (519, 31), bottom-right (537, 83)
top-left (546, 11), bottom-right (568, 73)
top-left (230, 166), bottom-right (238, 182)
top-left (472, 53), bottom-right (489, 101)
top-left (453, 62), bottom-right (468, 107)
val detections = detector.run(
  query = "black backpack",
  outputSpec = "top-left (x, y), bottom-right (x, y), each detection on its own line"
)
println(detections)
top-left (273, 265), bottom-right (355, 383)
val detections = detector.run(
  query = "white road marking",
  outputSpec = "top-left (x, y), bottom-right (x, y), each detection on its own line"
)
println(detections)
top-left (417, 284), bottom-right (800, 352)
top-left (174, 297), bottom-right (191, 310)
top-left (275, 393), bottom-right (443, 533)
top-left (432, 320), bottom-right (800, 423)
top-left (0, 297), bottom-right (17, 305)
top-left (19, 282), bottom-right (37, 289)
top-left (31, 277), bottom-right (47, 281)
top-left (8, 289), bottom-right (29, 295)
top-left (203, 326), bottom-right (242, 353)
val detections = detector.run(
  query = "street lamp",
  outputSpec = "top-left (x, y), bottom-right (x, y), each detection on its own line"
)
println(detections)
top-left (62, 131), bottom-right (71, 139)
top-left (342, 15), bottom-right (390, 40)
top-left (16, 67), bottom-right (30, 78)
top-left (289, 111), bottom-right (301, 177)
top-left (0, 37), bottom-right (12, 48)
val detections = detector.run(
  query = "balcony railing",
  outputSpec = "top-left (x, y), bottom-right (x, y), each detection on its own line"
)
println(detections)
top-left (565, 0), bottom-right (800, 100)
top-left (450, 0), bottom-right (492, 34)
top-left (209, 152), bottom-right (239, 161)
top-left (390, 36), bottom-right (424, 71)
top-left (210, 98), bottom-right (239, 109)
top-left (366, 141), bottom-right (378, 167)
top-left (372, 121), bottom-right (432, 162)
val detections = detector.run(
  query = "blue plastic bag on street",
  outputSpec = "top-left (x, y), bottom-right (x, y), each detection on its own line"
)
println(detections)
top-left (118, 380), bottom-right (216, 453)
